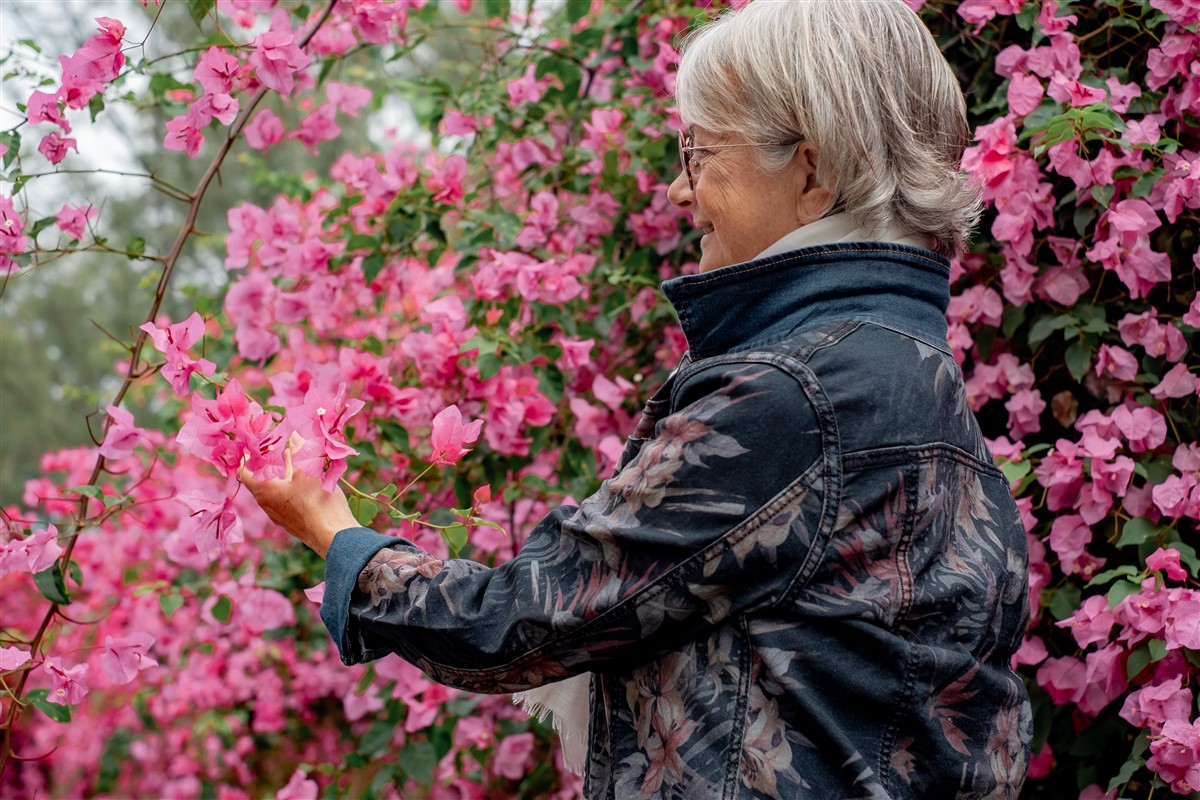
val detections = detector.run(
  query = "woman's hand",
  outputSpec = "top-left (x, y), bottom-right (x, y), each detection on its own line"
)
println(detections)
top-left (239, 434), bottom-right (361, 558)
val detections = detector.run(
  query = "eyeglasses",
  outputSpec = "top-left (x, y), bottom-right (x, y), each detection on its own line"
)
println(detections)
top-left (677, 130), bottom-right (800, 191)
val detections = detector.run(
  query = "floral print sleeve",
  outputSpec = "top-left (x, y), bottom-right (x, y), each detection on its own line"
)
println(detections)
top-left (322, 360), bottom-right (826, 694)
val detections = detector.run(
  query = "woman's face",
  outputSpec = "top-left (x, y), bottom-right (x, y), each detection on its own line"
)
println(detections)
top-left (667, 128), bottom-right (822, 273)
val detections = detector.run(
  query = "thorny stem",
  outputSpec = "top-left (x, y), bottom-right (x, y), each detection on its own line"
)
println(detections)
top-left (0, 1), bottom-right (341, 778)
top-left (10, 169), bottom-right (193, 202)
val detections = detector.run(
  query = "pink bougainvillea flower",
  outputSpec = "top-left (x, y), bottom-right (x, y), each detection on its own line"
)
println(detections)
top-left (429, 404), bottom-right (483, 465)
top-left (1094, 344), bottom-right (1139, 383)
top-left (99, 632), bottom-right (157, 684)
top-left (26, 90), bottom-right (70, 132)
top-left (1058, 594), bottom-right (1115, 649)
top-left (98, 404), bottom-right (149, 460)
top-left (140, 312), bottom-right (217, 397)
top-left (249, 13), bottom-right (312, 96)
top-left (440, 109), bottom-right (478, 137)
top-left (289, 103), bottom-right (341, 155)
top-left (0, 196), bottom-right (28, 262)
top-left (1058, 77), bottom-right (1107, 107)
top-left (275, 769), bottom-right (318, 800)
top-left (1146, 547), bottom-right (1188, 581)
top-left (177, 487), bottom-right (244, 560)
top-left (427, 154), bottom-right (468, 204)
top-left (286, 382), bottom-right (364, 491)
top-left (506, 63), bottom-right (547, 106)
top-left (0, 646), bottom-right (31, 672)
top-left (1146, 718), bottom-right (1200, 795)
top-left (163, 114), bottom-right (205, 158)
top-left (55, 203), bottom-right (98, 240)
top-left (1110, 404), bottom-right (1168, 453)
top-left (193, 92), bottom-right (240, 126)
top-left (194, 45), bottom-right (240, 95)
top-left (1107, 199), bottom-right (1161, 236)
top-left (1007, 72), bottom-right (1045, 116)
top-left (1004, 387), bottom-right (1045, 439)
top-left (1120, 675), bottom-right (1192, 732)
top-left (43, 658), bottom-right (89, 705)
top-left (37, 131), bottom-right (78, 165)
top-left (244, 108), bottom-right (284, 152)
top-left (325, 81), bottom-right (371, 117)
top-left (472, 484), bottom-right (491, 507)
top-left (56, 17), bottom-right (125, 109)
top-left (0, 525), bottom-right (63, 578)
top-left (1036, 655), bottom-right (1086, 706)
top-left (178, 379), bottom-right (285, 478)
top-left (303, 582), bottom-right (325, 604)
top-left (1162, 588), bottom-right (1200, 650)
top-left (494, 732), bottom-right (535, 780)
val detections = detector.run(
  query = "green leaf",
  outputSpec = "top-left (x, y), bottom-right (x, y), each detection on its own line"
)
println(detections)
top-left (565, 0), bottom-right (588, 24)
top-left (1001, 304), bottom-right (1027, 340)
top-left (459, 336), bottom-right (499, 355)
top-left (1064, 338), bottom-right (1093, 381)
top-left (1126, 644), bottom-right (1152, 679)
top-left (1107, 733), bottom-right (1149, 792)
top-left (1130, 169), bottom-right (1162, 199)
top-left (347, 233), bottom-right (379, 251)
top-left (1028, 314), bottom-right (1072, 346)
top-left (66, 560), bottom-right (82, 587)
top-left (443, 523), bottom-right (468, 555)
top-left (65, 485), bottom-right (103, 498)
top-left (87, 93), bottom-right (104, 123)
top-left (1116, 517), bottom-right (1160, 548)
top-left (212, 594), bottom-right (233, 624)
top-left (0, 130), bottom-right (19, 169)
top-left (27, 688), bottom-right (71, 722)
top-left (1091, 184), bottom-right (1115, 208)
top-left (356, 664), bottom-right (377, 695)
top-left (1087, 564), bottom-right (1138, 588)
top-left (362, 252), bottom-right (385, 284)
top-left (186, 0), bottom-right (216, 28)
top-left (1108, 578), bottom-right (1142, 609)
top-left (148, 73), bottom-right (191, 100)
top-left (29, 216), bottom-right (57, 239)
top-left (1047, 584), bottom-right (1081, 620)
top-left (159, 593), bottom-right (184, 618)
top-left (350, 496), bottom-right (379, 527)
top-left (998, 458), bottom-right (1031, 487)
top-left (126, 237), bottom-right (146, 258)
top-left (34, 563), bottom-right (70, 605)
top-left (359, 720), bottom-right (393, 755)
top-left (399, 740), bottom-right (437, 785)
top-left (1148, 638), bottom-right (1168, 662)
top-left (476, 353), bottom-right (501, 380)
top-left (1166, 541), bottom-right (1200, 576)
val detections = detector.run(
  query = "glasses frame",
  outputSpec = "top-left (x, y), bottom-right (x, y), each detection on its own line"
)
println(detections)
top-left (677, 131), bottom-right (800, 191)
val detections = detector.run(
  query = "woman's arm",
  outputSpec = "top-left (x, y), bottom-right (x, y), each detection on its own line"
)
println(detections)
top-left (249, 360), bottom-right (831, 693)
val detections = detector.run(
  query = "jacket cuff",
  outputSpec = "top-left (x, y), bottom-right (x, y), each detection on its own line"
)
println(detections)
top-left (320, 526), bottom-right (407, 665)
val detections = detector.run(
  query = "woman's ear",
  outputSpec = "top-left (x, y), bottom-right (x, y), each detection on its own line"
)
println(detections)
top-left (792, 142), bottom-right (836, 225)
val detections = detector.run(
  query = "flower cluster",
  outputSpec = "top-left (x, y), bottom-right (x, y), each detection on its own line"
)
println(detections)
top-left (0, 1), bottom-right (1195, 798)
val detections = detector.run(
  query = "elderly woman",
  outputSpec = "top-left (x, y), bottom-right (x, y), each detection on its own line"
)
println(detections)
top-left (245, 1), bottom-right (1032, 797)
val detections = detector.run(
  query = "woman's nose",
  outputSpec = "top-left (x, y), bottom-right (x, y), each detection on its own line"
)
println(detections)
top-left (667, 169), bottom-right (692, 210)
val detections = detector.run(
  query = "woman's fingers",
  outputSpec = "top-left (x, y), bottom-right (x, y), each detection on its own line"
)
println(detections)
top-left (283, 440), bottom-right (294, 482)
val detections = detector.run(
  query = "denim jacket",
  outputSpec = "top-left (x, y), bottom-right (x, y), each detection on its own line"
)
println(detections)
top-left (321, 243), bottom-right (1032, 799)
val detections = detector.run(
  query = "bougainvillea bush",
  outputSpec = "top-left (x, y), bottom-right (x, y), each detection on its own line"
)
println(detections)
top-left (0, 0), bottom-right (1196, 797)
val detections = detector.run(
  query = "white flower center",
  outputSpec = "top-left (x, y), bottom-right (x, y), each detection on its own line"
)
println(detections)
top-left (316, 407), bottom-right (326, 416)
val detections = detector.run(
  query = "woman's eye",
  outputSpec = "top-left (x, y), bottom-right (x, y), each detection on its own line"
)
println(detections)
top-left (691, 149), bottom-right (711, 170)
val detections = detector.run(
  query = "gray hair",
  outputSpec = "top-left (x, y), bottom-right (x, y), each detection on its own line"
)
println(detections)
top-left (675, 0), bottom-right (980, 258)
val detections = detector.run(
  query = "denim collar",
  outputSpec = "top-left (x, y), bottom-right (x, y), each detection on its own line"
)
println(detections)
top-left (661, 242), bottom-right (952, 360)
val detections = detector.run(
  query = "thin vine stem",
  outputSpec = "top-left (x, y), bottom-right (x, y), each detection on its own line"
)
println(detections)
top-left (0, 0), bottom-right (341, 778)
